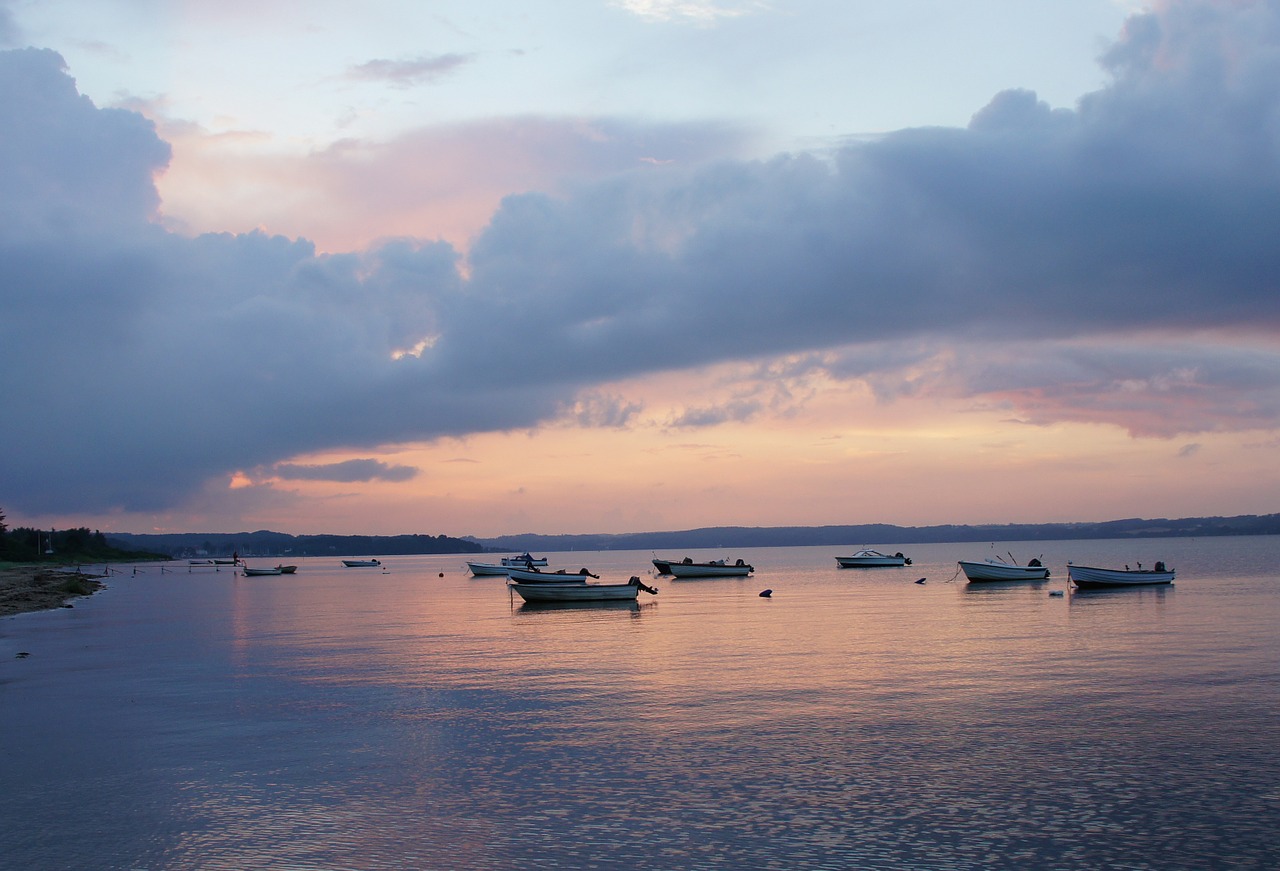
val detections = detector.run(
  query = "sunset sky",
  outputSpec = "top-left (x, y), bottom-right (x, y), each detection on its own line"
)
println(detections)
top-left (3, 0), bottom-right (1279, 539)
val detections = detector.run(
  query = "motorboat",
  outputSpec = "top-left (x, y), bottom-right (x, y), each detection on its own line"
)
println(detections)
top-left (505, 566), bottom-right (597, 584)
top-left (501, 553), bottom-right (548, 567)
top-left (509, 576), bottom-right (658, 603)
top-left (835, 549), bottom-right (912, 568)
top-left (958, 556), bottom-right (1050, 582)
top-left (668, 558), bottom-right (754, 578)
top-left (1068, 562), bottom-right (1175, 588)
top-left (467, 561), bottom-right (512, 576)
top-left (242, 566), bottom-right (283, 576)
top-left (652, 558), bottom-right (677, 574)
top-left (341, 559), bottom-right (381, 567)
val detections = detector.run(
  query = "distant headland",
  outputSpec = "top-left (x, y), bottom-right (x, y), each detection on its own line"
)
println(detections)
top-left (96, 513), bottom-right (1280, 559)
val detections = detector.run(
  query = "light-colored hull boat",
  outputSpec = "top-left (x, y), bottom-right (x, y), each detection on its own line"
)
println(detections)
top-left (1068, 563), bottom-right (1175, 588)
top-left (835, 549), bottom-right (911, 568)
top-left (509, 576), bottom-right (658, 603)
top-left (501, 553), bottom-right (548, 567)
top-left (958, 559), bottom-right (1050, 582)
top-left (342, 559), bottom-right (381, 568)
top-left (468, 562), bottom-right (511, 576)
top-left (505, 566), bottom-right (596, 583)
top-left (242, 566), bottom-right (283, 576)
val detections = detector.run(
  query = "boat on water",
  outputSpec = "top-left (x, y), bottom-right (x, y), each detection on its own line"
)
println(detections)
top-left (467, 561), bottom-right (512, 576)
top-left (958, 555), bottom-right (1050, 582)
top-left (509, 576), bottom-right (659, 603)
top-left (242, 566), bottom-right (283, 576)
top-left (652, 558), bottom-right (677, 574)
top-left (342, 559), bottom-right (381, 568)
top-left (835, 549), bottom-right (912, 568)
top-left (505, 566), bottom-right (598, 584)
top-left (1068, 562), bottom-right (1175, 588)
top-left (668, 558), bottom-right (754, 578)
top-left (501, 553), bottom-right (548, 567)
top-left (277, 565), bottom-right (297, 574)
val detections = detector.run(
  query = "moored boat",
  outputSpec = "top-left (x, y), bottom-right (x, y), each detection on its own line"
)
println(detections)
top-left (467, 561), bottom-right (512, 576)
top-left (242, 566), bottom-right (283, 576)
top-left (501, 553), bottom-right (548, 567)
top-left (509, 576), bottom-right (659, 603)
top-left (835, 549), bottom-right (912, 568)
top-left (958, 556), bottom-right (1050, 582)
top-left (342, 559), bottom-right (381, 567)
top-left (652, 558), bottom-right (677, 574)
top-left (668, 558), bottom-right (754, 578)
top-left (505, 566), bottom-right (598, 584)
top-left (1068, 562), bottom-right (1174, 588)
top-left (277, 565), bottom-right (297, 574)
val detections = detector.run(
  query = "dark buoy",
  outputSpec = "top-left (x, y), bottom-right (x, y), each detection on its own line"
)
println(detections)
top-left (914, 577), bottom-right (926, 584)
top-left (759, 589), bottom-right (772, 597)
top-left (439, 572), bottom-right (444, 577)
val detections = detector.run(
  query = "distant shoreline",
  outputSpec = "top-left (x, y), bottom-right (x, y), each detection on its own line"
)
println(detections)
top-left (0, 566), bottom-right (106, 617)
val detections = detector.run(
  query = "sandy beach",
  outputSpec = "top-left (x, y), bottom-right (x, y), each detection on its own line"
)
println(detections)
top-left (0, 566), bottom-right (106, 617)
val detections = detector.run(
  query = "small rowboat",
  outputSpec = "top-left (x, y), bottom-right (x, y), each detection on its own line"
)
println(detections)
top-left (242, 566), bottom-right (283, 576)
top-left (1068, 562), bottom-right (1175, 588)
top-left (509, 576), bottom-right (658, 603)
top-left (467, 562), bottom-right (511, 576)
top-left (505, 566), bottom-right (597, 584)
top-left (668, 559), bottom-right (753, 578)
top-left (342, 559), bottom-right (381, 567)
top-left (958, 557), bottom-right (1049, 582)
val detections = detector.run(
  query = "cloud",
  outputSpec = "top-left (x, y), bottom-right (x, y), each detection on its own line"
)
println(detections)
top-left (613, 0), bottom-right (768, 25)
top-left (4, 0), bottom-right (1280, 519)
top-left (345, 54), bottom-right (474, 87)
top-left (273, 459), bottom-right (419, 483)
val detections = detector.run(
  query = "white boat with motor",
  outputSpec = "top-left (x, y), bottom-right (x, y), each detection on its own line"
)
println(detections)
top-left (835, 549), bottom-right (912, 568)
top-left (501, 553), bottom-right (548, 567)
top-left (342, 559), bottom-right (381, 568)
top-left (668, 558), bottom-right (754, 578)
top-left (509, 576), bottom-right (658, 603)
top-left (958, 555), bottom-right (1050, 582)
top-left (505, 566), bottom-right (598, 583)
top-left (1068, 562), bottom-right (1175, 588)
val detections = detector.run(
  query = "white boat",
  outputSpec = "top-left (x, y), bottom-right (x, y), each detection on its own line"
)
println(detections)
top-left (501, 553), bottom-right (548, 567)
top-left (509, 576), bottom-right (658, 603)
top-left (467, 561), bottom-right (512, 576)
top-left (958, 556), bottom-right (1050, 582)
top-left (342, 559), bottom-right (381, 567)
top-left (505, 566), bottom-right (597, 583)
top-left (668, 558), bottom-right (754, 578)
top-left (835, 549), bottom-right (912, 568)
top-left (242, 566), bottom-right (283, 576)
top-left (1068, 562), bottom-right (1175, 588)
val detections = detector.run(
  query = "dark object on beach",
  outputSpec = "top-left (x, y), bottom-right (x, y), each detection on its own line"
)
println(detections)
top-left (759, 589), bottom-right (772, 597)
top-left (915, 577), bottom-right (926, 584)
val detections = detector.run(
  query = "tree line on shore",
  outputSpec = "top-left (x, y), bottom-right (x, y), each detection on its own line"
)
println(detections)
top-left (0, 508), bottom-right (164, 563)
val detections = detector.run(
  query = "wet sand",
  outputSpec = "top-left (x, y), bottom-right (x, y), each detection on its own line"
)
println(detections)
top-left (0, 566), bottom-right (106, 617)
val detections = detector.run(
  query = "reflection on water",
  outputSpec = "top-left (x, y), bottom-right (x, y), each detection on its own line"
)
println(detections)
top-left (1, 538), bottom-right (1278, 869)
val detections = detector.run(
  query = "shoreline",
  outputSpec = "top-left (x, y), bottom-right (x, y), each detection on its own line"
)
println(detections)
top-left (0, 566), bottom-right (107, 617)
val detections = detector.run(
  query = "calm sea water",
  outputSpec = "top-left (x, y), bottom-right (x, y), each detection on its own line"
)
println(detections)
top-left (2, 537), bottom-right (1278, 870)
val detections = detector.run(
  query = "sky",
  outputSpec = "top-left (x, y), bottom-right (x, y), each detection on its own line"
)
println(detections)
top-left (2, 0), bottom-right (1279, 539)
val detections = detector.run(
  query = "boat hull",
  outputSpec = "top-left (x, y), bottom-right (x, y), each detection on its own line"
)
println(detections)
top-left (958, 560), bottom-right (1050, 582)
top-left (467, 562), bottom-right (511, 576)
top-left (342, 559), bottom-right (381, 567)
top-left (242, 567), bottom-right (282, 576)
top-left (652, 559), bottom-right (675, 574)
top-left (836, 551), bottom-right (909, 568)
top-left (505, 567), bottom-right (592, 584)
top-left (1068, 565), bottom-right (1175, 587)
top-left (668, 562), bottom-right (753, 578)
top-left (509, 582), bottom-right (640, 602)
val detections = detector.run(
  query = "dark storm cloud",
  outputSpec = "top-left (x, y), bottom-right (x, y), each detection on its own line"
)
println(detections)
top-left (273, 459), bottom-right (419, 483)
top-left (3, 0), bottom-right (1280, 516)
